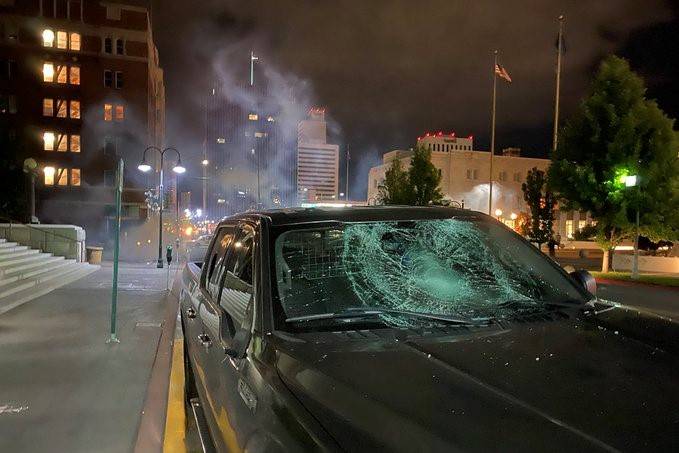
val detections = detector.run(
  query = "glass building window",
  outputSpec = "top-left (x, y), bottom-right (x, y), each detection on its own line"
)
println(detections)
top-left (69, 100), bottom-right (80, 119)
top-left (69, 33), bottom-right (80, 51)
top-left (566, 220), bottom-right (574, 239)
top-left (57, 134), bottom-right (68, 152)
top-left (115, 105), bottom-right (124, 121)
top-left (70, 135), bottom-right (80, 152)
top-left (69, 66), bottom-right (80, 85)
top-left (104, 37), bottom-right (112, 54)
top-left (71, 169), bottom-right (81, 186)
top-left (43, 63), bottom-right (54, 82)
top-left (115, 39), bottom-right (124, 55)
top-left (43, 98), bottom-right (53, 116)
top-left (248, 113), bottom-right (258, 121)
top-left (104, 103), bottom-right (113, 121)
top-left (56, 99), bottom-right (67, 118)
top-left (104, 70), bottom-right (113, 87)
top-left (42, 29), bottom-right (55, 47)
top-left (115, 71), bottom-right (123, 89)
top-left (56, 31), bottom-right (68, 49)
top-left (56, 65), bottom-right (67, 83)
top-left (57, 168), bottom-right (68, 185)
top-left (43, 132), bottom-right (55, 151)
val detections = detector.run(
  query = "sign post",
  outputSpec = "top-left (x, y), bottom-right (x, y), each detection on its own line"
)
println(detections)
top-left (108, 159), bottom-right (124, 343)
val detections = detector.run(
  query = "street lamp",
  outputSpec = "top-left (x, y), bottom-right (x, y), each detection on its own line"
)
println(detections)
top-left (138, 146), bottom-right (184, 268)
top-left (494, 208), bottom-right (503, 219)
top-left (624, 174), bottom-right (640, 279)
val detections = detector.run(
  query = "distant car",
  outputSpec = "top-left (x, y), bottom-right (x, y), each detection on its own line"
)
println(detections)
top-left (179, 206), bottom-right (679, 452)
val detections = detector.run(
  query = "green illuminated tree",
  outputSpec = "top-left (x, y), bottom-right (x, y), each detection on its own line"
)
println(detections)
top-left (549, 55), bottom-right (679, 271)
top-left (521, 168), bottom-right (556, 249)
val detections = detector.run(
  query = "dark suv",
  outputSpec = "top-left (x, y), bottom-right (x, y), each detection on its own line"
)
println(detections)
top-left (179, 206), bottom-right (679, 452)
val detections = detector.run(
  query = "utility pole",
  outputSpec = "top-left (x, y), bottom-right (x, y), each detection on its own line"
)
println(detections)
top-left (108, 159), bottom-right (123, 344)
top-left (552, 15), bottom-right (565, 153)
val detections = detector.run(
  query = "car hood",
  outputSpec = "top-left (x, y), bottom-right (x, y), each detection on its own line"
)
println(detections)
top-left (274, 306), bottom-right (679, 452)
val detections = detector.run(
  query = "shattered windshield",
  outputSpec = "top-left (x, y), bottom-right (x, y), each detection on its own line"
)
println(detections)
top-left (273, 218), bottom-right (586, 328)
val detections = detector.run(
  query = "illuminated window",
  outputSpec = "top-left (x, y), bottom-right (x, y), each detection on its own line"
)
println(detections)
top-left (115, 105), bottom-right (124, 121)
top-left (104, 103), bottom-right (113, 121)
top-left (566, 220), bottom-right (574, 239)
top-left (43, 132), bottom-right (55, 151)
top-left (57, 134), bottom-right (67, 152)
top-left (57, 168), bottom-right (68, 186)
top-left (69, 33), bottom-right (81, 51)
top-left (70, 135), bottom-right (80, 152)
top-left (44, 167), bottom-right (55, 185)
top-left (56, 99), bottom-right (67, 118)
top-left (104, 37), bottom-right (112, 54)
top-left (578, 220), bottom-right (586, 231)
top-left (69, 100), bottom-right (80, 119)
top-left (216, 138), bottom-right (225, 144)
top-left (69, 66), bottom-right (80, 85)
top-left (70, 169), bottom-right (81, 186)
top-left (43, 98), bottom-right (54, 116)
top-left (43, 63), bottom-right (55, 82)
top-left (57, 31), bottom-right (68, 49)
top-left (56, 65), bottom-right (67, 83)
top-left (42, 29), bottom-right (55, 47)
top-left (104, 70), bottom-right (113, 87)
top-left (254, 132), bottom-right (267, 138)
top-left (266, 116), bottom-right (275, 122)
top-left (116, 38), bottom-right (124, 55)
top-left (248, 113), bottom-right (258, 121)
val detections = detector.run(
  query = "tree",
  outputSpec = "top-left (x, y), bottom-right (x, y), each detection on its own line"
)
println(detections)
top-left (549, 55), bottom-right (679, 272)
top-left (521, 168), bottom-right (556, 248)
top-left (408, 146), bottom-right (444, 206)
top-left (377, 158), bottom-right (412, 205)
top-left (377, 146), bottom-right (444, 206)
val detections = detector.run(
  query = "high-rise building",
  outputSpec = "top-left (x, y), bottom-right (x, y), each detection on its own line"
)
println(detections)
top-left (297, 108), bottom-right (339, 202)
top-left (205, 76), bottom-right (297, 219)
top-left (0, 0), bottom-right (164, 242)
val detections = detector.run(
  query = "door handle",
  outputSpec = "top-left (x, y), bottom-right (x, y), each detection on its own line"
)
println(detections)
top-left (198, 333), bottom-right (212, 347)
top-left (186, 307), bottom-right (197, 319)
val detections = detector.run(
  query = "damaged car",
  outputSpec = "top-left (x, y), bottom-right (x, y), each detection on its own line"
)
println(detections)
top-left (179, 206), bottom-right (679, 452)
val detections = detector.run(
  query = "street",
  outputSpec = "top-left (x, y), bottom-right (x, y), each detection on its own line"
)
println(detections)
top-left (598, 281), bottom-right (679, 318)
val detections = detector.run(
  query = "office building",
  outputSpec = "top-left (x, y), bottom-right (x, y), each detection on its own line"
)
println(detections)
top-left (297, 108), bottom-right (340, 202)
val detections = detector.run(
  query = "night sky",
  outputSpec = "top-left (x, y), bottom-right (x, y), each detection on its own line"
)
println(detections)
top-left (151, 0), bottom-right (678, 198)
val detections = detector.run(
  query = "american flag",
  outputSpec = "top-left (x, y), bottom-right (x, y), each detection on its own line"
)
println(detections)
top-left (494, 63), bottom-right (512, 83)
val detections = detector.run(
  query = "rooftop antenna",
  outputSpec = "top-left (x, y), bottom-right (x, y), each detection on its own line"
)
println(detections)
top-left (250, 51), bottom-right (258, 86)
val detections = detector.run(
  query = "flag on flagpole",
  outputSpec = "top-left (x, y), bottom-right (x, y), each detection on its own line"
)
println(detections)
top-left (494, 63), bottom-right (512, 83)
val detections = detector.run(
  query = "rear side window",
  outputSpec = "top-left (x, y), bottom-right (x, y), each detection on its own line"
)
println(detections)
top-left (219, 224), bottom-right (255, 326)
top-left (204, 225), bottom-right (235, 299)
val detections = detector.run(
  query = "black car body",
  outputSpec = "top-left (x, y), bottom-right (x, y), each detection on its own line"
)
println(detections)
top-left (178, 206), bottom-right (679, 452)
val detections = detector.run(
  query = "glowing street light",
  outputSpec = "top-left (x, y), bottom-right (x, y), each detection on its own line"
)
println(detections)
top-left (624, 174), bottom-right (640, 279)
top-left (494, 208), bottom-right (503, 218)
top-left (201, 159), bottom-right (209, 166)
top-left (510, 212), bottom-right (518, 220)
top-left (138, 146), bottom-right (185, 268)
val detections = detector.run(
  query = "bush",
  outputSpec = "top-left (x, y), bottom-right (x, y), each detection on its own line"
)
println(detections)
top-left (573, 224), bottom-right (597, 241)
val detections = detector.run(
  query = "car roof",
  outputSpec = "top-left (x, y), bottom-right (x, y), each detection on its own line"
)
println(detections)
top-left (216, 206), bottom-right (489, 228)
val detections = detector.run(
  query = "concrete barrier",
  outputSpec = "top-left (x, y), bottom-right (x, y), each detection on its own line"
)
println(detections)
top-left (0, 224), bottom-right (86, 262)
top-left (612, 254), bottom-right (679, 274)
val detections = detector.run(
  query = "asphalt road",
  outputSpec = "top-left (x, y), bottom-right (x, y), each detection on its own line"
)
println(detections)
top-left (597, 281), bottom-right (679, 318)
top-left (0, 263), bottom-right (172, 453)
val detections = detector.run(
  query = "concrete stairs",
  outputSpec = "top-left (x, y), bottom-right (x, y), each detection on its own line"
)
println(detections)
top-left (0, 238), bottom-right (99, 315)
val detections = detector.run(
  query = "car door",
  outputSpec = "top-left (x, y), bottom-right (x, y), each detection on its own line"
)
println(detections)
top-left (201, 222), bottom-right (259, 451)
top-left (185, 224), bottom-right (235, 437)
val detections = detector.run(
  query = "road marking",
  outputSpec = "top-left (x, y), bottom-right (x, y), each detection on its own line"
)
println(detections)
top-left (163, 337), bottom-right (187, 453)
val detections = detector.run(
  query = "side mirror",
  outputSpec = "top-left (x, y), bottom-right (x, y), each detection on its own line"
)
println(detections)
top-left (569, 269), bottom-right (597, 297)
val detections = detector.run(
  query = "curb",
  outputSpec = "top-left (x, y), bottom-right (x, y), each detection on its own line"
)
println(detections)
top-left (596, 278), bottom-right (679, 291)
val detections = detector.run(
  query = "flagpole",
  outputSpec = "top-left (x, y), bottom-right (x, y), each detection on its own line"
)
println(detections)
top-left (552, 15), bottom-right (564, 153)
top-left (488, 50), bottom-right (498, 216)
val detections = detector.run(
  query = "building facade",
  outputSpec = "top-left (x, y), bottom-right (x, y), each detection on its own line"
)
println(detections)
top-left (0, 0), bottom-right (164, 244)
top-left (297, 108), bottom-right (340, 202)
top-left (367, 133), bottom-right (591, 239)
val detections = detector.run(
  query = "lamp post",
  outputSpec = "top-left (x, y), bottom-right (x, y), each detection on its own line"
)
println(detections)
top-left (138, 146), bottom-right (185, 268)
top-left (624, 175), bottom-right (640, 279)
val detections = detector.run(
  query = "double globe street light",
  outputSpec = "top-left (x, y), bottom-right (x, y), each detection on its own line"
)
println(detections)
top-left (138, 146), bottom-right (185, 268)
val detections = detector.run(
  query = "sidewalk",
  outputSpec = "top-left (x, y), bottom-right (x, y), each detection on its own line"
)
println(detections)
top-left (0, 262), bottom-right (178, 453)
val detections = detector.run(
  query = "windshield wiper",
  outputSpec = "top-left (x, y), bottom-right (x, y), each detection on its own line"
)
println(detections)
top-left (285, 307), bottom-right (492, 326)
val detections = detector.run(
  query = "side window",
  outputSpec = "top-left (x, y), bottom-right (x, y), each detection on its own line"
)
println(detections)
top-left (219, 225), bottom-right (255, 326)
top-left (203, 226), bottom-right (235, 298)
